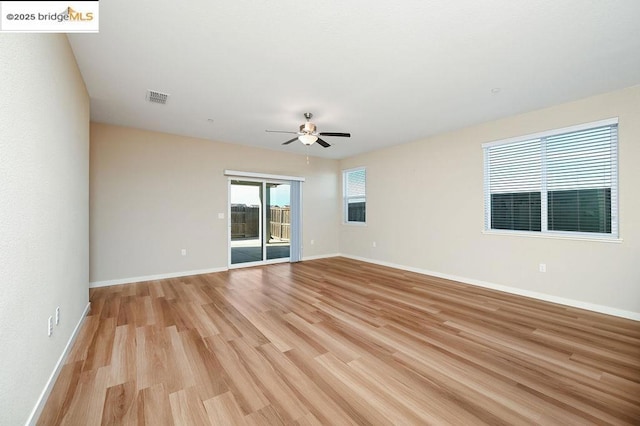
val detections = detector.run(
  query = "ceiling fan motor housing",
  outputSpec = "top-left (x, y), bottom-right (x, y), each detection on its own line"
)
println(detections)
top-left (300, 122), bottom-right (316, 134)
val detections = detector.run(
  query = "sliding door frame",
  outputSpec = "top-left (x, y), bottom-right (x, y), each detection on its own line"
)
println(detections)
top-left (226, 171), bottom-right (303, 269)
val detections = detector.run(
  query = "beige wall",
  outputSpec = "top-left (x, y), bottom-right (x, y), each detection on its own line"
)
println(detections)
top-left (90, 123), bottom-right (340, 283)
top-left (340, 85), bottom-right (640, 316)
top-left (0, 35), bottom-right (89, 424)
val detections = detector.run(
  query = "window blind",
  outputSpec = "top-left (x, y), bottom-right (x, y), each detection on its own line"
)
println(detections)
top-left (485, 139), bottom-right (542, 231)
top-left (346, 168), bottom-right (366, 197)
top-left (289, 180), bottom-right (302, 262)
top-left (483, 120), bottom-right (618, 237)
top-left (546, 125), bottom-right (616, 233)
top-left (546, 126), bottom-right (615, 191)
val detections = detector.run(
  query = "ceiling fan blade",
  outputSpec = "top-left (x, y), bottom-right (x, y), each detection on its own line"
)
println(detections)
top-left (316, 138), bottom-right (331, 148)
top-left (266, 130), bottom-right (299, 135)
top-left (282, 137), bottom-right (299, 145)
top-left (319, 132), bottom-right (351, 137)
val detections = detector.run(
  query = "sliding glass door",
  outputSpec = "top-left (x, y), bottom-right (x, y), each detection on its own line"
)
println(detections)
top-left (266, 182), bottom-right (291, 260)
top-left (230, 180), bottom-right (263, 264)
top-left (229, 179), bottom-right (292, 267)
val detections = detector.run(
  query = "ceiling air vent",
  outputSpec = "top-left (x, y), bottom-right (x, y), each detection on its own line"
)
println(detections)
top-left (146, 89), bottom-right (169, 104)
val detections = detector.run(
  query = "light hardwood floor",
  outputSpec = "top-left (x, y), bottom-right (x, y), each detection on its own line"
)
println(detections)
top-left (39, 257), bottom-right (640, 425)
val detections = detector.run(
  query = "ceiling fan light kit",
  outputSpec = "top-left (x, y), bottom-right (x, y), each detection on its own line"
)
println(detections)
top-left (266, 112), bottom-right (351, 149)
top-left (299, 134), bottom-right (318, 145)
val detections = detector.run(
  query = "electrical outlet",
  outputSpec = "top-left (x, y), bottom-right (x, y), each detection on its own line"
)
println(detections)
top-left (539, 263), bottom-right (547, 273)
top-left (48, 316), bottom-right (53, 336)
top-left (310, 239), bottom-right (315, 245)
top-left (218, 212), bottom-right (225, 219)
top-left (372, 241), bottom-right (377, 248)
top-left (181, 249), bottom-right (187, 256)
top-left (55, 307), bottom-right (60, 325)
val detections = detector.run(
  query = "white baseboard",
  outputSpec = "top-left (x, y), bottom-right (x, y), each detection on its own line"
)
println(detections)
top-left (338, 254), bottom-right (640, 321)
top-left (302, 253), bottom-right (340, 261)
top-left (90, 259), bottom-right (343, 286)
top-left (26, 301), bottom-right (91, 426)
top-left (89, 267), bottom-right (229, 288)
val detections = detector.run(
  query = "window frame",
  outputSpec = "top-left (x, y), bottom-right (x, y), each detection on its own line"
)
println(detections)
top-left (483, 118), bottom-right (619, 241)
top-left (343, 167), bottom-right (367, 225)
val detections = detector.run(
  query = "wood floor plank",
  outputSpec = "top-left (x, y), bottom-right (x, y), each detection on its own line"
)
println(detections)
top-left (107, 324), bottom-right (136, 387)
top-left (100, 381), bottom-right (137, 425)
top-left (168, 387), bottom-right (210, 426)
top-left (390, 321), bottom-right (638, 422)
top-left (35, 361), bottom-right (83, 426)
top-left (315, 352), bottom-right (421, 424)
top-left (179, 328), bottom-right (228, 400)
top-left (203, 391), bottom-right (248, 426)
top-left (293, 412), bottom-right (323, 426)
top-left (204, 334), bottom-right (270, 414)
top-left (284, 349), bottom-right (379, 426)
top-left (209, 295), bottom-right (271, 347)
top-left (138, 383), bottom-right (173, 426)
top-left (135, 325), bottom-right (168, 391)
top-left (257, 343), bottom-right (358, 426)
top-left (38, 257), bottom-right (640, 425)
top-left (283, 312), bottom-right (360, 363)
top-left (83, 317), bottom-right (116, 372)
top-left (229, 338), bottom-right (311, 423)
top-left (347, 354), bottom-right (491, 425)
top-left (59, 366), bottom-right (110, 426)
top-left (166, 325), bottom-right (197, 391)
top-left (151, 297), bottom-right (176, 328)
top-left (65, 314), bottom-right (100, 363)
top-left (200, 303), bottom-right (243, 340)
top-left (244, 405), bottom-right (285, 426)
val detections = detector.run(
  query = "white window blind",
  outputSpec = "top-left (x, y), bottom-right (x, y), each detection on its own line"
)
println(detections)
top-left (483, 120), bottom-right (618, 238)
top-left (486, 138), bottom-right (542, 194)
top-left (484, 139), bottom-right (542, 231)
top-left (546, 126), bottom-right (616, 191)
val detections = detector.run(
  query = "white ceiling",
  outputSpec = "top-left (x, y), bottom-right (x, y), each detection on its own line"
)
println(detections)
top-left (68, 0), bottom-right (640, 160)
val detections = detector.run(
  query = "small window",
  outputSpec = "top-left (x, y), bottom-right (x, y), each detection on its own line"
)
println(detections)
top-left (344, 167), bottom-right (366, 223)
top-left (483, 119), bottom-right (618, 238)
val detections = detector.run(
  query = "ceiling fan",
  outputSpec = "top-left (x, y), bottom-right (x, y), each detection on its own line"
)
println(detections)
top-left (266, 113), bottom-right (351, 148)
